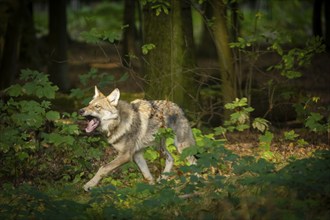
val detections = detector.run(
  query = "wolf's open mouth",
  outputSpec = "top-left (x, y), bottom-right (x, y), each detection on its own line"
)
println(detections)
top-left (85, 116), bottom-right (100, 133)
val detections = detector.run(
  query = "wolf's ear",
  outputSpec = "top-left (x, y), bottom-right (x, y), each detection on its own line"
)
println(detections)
top-left (107, 88), bottom-right (120, 106)
top-left (93, 86), bottom-right (105, 99)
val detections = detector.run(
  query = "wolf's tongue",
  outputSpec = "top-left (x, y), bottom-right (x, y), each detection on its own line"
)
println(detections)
top-left (85, 118), bottom-right (100, 133)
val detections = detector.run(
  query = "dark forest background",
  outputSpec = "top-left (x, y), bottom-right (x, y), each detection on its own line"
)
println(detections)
top-left (1, 0), bottom-right (329, 124)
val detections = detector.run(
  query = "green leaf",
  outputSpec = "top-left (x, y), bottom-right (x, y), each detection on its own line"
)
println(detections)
top-left (80, 30), bottom-right (101, 44)
top-left (281, 70), bottom-right (302, 79)
top-left (252, 118), bottom-right (270, 133)
top-left (181, 145), bottom-right (199, 159)
top-left (236, 124), bottom-right (250, 131)
top-left (46, 111), bottom-right (60, 121)
top-left (17, 152), bottom-right (29, 161)
top-left (6, 84), bottom-right (23, 97)
top-left (230, 111), bottom-right (249, 124)
top-left (0, 128), bottom-right (21, 153)
top-left (305, 112), bottom-right (326, 132)
top-left (144, 149), bottom-right (159, 162)
top-left (70, 88), bottom-right (85, 99)
top-left (60, 124), bottom-right (80, 135)
top-left (297, 138), bottom-right (309, 147)
top-left (214, 126), bottom-right (227, 136)
top-left (284, 130), bottom-right (299, 141)
top-left (259, 131), bottom-right (274, 151)
top-left (42, 133), bottom-right (75, 146)
top-left (18, 69), bottom-right (58, 99)
top-left (261, 150), bottom-right (275, 161)
top-left (142, 43), bottom-right (156, 55)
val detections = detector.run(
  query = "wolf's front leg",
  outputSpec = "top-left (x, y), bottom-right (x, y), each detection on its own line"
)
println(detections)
top-left (83, 153), bottom-right (131, 191)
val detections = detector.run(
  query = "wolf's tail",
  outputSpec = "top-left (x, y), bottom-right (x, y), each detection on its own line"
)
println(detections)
top-left (169, 112), bottom-right (197, 165)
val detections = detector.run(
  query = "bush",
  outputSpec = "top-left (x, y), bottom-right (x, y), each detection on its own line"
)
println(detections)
top-left (0, 69), bottom-right (107, 185)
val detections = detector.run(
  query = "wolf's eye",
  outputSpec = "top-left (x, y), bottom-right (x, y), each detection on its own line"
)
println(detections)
top-left (95, 105), bottom-right (101, 109)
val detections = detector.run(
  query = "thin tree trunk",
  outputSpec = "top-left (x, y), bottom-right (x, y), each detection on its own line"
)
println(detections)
top-left (324, 0), bottom-right (330, 51)
top-left (210, 0), bottom-right (237, 119)
top-left (230, 1), bottom-right (239, 42)
top-left (121, 0), bottom-right (137, 67)
top-left (48, 0), bottom-right (69, 91)
top-left (313, 0), bottom-right (323, 37)
top-left (198, 1), bottom-right (217, 58)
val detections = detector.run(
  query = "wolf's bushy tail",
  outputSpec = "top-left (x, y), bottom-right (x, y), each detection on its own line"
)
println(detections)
top-left (169, 112), bottom-right (197, 165)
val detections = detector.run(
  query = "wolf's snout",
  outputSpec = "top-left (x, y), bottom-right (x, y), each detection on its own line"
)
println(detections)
top-left (79, 108), bottom-right (85, 115)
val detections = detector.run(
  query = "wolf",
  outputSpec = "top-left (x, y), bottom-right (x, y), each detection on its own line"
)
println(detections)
top-left (79, 87), bottom-right (196, 191)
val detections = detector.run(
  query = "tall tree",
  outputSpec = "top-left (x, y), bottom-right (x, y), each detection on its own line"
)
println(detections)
top-left (20, 0), bottom-right (41, 70)
top-left (121, 0), bottom-right (138, 67)
top-left (324, 1), bottom-right (330, 51)
top-left (210, 0), bottom-right (237, 119)
top-left (198, 1), bottom-right (217, 58)
top-left (142, 0), bottom-right (197, 112)
top-left (230, 1), bottom-right (239, 42)
top-left (313, 0), bottom-right (330, 50)
top-left (313, 0), bottom-right (323, 37)
top-left (48, 0), bottom-right (69, 91)
top-left (0, 0), bottom-right (24, 90)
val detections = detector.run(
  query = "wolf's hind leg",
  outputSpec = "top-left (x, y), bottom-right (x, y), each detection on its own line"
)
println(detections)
top-left (161, 146), bottom-right (174, 174)
top-left (157, 138), bottom-right (174, 181)
top-left (133, 151), bottom-right (154, 184)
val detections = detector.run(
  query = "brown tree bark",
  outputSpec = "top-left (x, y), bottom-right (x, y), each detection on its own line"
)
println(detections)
top-left (142, 0), bottom-right (197, 113)
top-left (210, 0), bottom-right (237, 119)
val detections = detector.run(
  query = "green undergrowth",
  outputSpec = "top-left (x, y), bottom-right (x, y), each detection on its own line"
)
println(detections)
top-left (0, 69), bottom-right (329, 219)
top-left (1, 149), bottom-right (329, 219)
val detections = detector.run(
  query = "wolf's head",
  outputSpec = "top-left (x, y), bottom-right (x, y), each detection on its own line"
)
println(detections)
top-left (79, 87), bottom-right (120, 133)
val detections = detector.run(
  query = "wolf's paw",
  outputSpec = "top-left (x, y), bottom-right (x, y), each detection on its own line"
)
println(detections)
top-left (157, 174), bottom-right (170, 183)
top-left (83, 185), bottom-right (92, 192)
top-left (83, 181), bottom-right (97, 192)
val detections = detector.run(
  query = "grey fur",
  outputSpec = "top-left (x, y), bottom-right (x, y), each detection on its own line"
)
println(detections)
top-left (80, 87), bottom-right (196, 191)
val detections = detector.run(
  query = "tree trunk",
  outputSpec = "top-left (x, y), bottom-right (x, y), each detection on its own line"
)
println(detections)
top-left (324, 0), bottom-right (330, 51)
top-left (48, 0), bottom-right (69, 91)
top-left (313, 0), bottom-right (323, 37)
top-left (230, 1), bottom-right (239, 42)
top-left (210, 0), bottom-right (237, 119)
top-left (142, 4), bottom-right (171, 98)
top-left (142, 0), bottom-right (197, 113)
top-left (20, 0), bottom-right (41, 70)
top-left (121, 0), bottom-right (138, 67)
top-left (0, 0), bottom-right (24, 90)
top-left (198, 1), bottom-right (217, 58)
